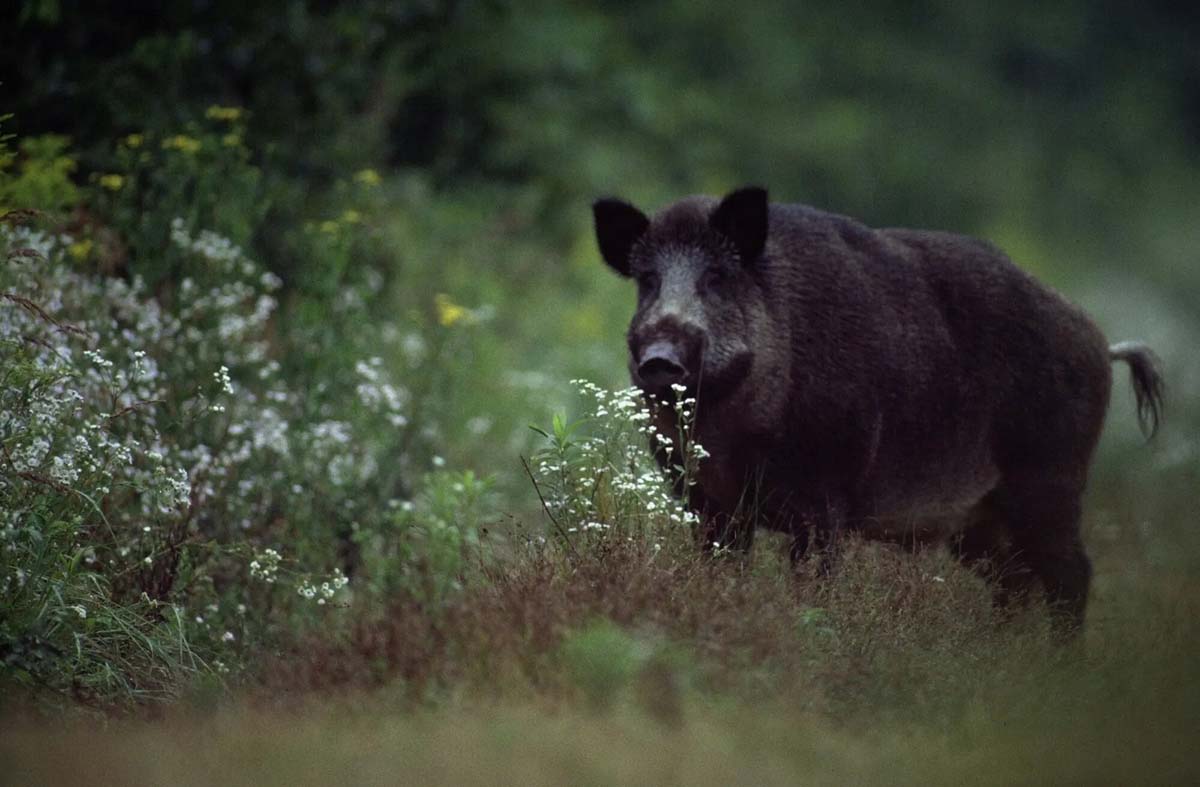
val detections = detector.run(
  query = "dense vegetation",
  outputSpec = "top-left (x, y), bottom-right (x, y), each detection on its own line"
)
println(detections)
top-left (2, 1), bottom-right (1198, 781)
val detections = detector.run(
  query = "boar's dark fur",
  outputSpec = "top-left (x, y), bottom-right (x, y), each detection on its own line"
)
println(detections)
top-left (593, 186), bottom-right (1165, 632)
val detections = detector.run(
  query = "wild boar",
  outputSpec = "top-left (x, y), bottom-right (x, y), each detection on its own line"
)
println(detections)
top-left (592, 186), bottom-right (1164, 631)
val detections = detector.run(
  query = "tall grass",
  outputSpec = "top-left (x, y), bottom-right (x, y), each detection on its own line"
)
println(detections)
top-left (4, 531), bottom-right (1197, 783)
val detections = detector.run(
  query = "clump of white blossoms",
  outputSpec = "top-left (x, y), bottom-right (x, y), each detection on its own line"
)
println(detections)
top-left (1, 228), bottom-right (200, 528)
top-left (297, 568), bottom-right (350, 605)
top-left (249, 548), bottom-right (283, 583)
top-left (0, 218), bottom-right (400, 627)
top-left (355, 356), bottom-right (409, 427)
top-left (530, 380), bottom-right (704, 544)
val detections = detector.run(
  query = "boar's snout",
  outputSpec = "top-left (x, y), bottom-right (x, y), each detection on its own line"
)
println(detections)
top-left (637, 341), bottom-right (689, 390)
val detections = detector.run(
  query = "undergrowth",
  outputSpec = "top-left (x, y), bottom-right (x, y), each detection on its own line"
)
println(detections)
top-left (0, 119), bottom-right (489, 711)
top-left (256, 527), bottom-right (1200, 759)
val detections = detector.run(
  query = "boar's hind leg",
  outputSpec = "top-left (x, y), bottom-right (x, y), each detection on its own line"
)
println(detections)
top-left (994, 473), bottom-right (1093, 635)
top-left (956, 490), bottom-right (1037, 607)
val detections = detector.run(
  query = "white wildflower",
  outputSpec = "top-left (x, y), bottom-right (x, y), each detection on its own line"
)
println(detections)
top-left (215, 366), bottom-right (233, 394)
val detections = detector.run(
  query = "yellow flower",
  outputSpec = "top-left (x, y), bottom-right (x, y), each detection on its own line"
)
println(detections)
top-left (340, 209), bottom-right (362, 224)
top-left (68, 239), bottom-right (94, 261)
top-left (353, 168), bottom-right (382, 187)
top-left (162, 135), bottom-right (202, 154)
top-left (205, 105), bottom-right (244, 122)
top-left (98, 174), bottom-right (124, 191)
top-left (318, 220), bottom-right (340, 235)
top-left (122, 133), bottom-right (144, 149)
top-left (435, 293), bottom-right (469, 327)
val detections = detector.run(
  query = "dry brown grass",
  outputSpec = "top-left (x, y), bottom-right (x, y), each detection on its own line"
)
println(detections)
top-left (255, 533), bottom-right (1089, 723)
top-left (4, 552), bottom-right (1198, 787)
top-left (6, 515), bottom-right (1200, 785)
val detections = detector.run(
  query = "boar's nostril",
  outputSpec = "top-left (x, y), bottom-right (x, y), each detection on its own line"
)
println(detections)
top-left (637, 342), bottom-right (688, 389)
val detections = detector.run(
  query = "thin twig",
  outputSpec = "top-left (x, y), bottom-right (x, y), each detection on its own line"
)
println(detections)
top-left (0, 208), bottom-right (45, 226)
top-left (16, 470), bottom-right (72, 495)
top-left (1, 440), bottom-right (116, 537)
top-left (106, 399), bottom-right (166, 422)
top-left (2, 291), bottom-right (92, 339)
top-left (6, 246), bottom-right (45, 262)
top-left (520, 455), bottom-right (579, 560)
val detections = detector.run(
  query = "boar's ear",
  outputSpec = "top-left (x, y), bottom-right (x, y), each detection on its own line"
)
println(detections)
top-left (710, 186), bottom-right (768, 265)
top-left (593, 198), bottom-right (649, 277)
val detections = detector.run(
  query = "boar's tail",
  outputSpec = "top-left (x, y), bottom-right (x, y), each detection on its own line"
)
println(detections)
top-left (1109, 341), bottom-right (1165, 440)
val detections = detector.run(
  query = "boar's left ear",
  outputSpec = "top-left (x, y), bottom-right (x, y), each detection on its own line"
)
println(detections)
top-left (593, 198), bottom-right (649, 277)
top-left (710, 186), bottom-right (768, 264)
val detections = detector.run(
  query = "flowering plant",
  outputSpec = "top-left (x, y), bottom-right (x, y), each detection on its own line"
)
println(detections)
top-left (528, 380), bottom-right (706, 551)
top-left (0, 208), bottom-right (485, 705)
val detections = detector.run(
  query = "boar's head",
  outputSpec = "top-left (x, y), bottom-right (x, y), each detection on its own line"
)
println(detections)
top-left (593, 187), bottom-right (770, 402)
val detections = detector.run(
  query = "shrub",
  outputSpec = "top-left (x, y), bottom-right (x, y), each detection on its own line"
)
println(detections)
top-left (0, 126), bottom-right (484, 708)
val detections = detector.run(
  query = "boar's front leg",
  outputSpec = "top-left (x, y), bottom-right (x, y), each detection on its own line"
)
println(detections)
top-left (785, 493), bottom-right (853, 573)
top-left (692, 497), bottom-right (755, 555)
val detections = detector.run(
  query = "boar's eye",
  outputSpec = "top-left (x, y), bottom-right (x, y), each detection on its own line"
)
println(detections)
top-left (635, 272), bottom-right (660, 293)
top-left (700, 267), bottom-right (730, 293)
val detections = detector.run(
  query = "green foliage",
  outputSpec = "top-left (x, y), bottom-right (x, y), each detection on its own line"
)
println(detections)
top-left (559, 619), bottom-right (647, 710)
top-left (353, 470), bottom-right (492, 604)
top-left (5, 0), bottom-right (1200, 294)
top-left (0, 122), bottom-right (78, 214)
top-left (94, 114), bottom-right (265, 288)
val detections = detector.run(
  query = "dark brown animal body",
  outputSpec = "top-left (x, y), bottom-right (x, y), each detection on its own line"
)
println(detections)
top-left (593, 187), bottom-right (1164, 631)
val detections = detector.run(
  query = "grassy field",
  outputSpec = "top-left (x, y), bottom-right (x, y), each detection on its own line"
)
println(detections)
top-left (4, 521), bottom-right (1199, 785)
top-left (2, 694), bottom-right (1194, 786)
